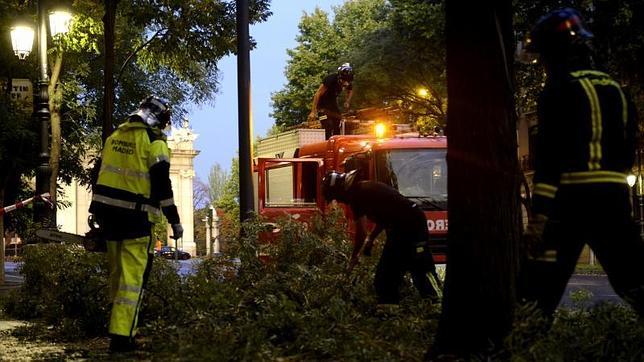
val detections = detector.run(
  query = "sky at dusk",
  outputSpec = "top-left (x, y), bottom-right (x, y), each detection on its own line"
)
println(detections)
top-left (186, 0), bottom-right (346, 182)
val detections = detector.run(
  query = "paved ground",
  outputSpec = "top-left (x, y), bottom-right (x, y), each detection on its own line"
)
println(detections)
top-left (562, 274), bottom-right (621, 307)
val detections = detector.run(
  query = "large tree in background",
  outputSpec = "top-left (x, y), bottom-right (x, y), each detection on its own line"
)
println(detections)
top-left (351, 0), bottom-right (447, 132)
top-left (430, 0), bottom-right (521, 358)
top-left (208, 163), bottom-right (230, 205)
top-left (0, 0), bottom-right (272, 245)
top-left (271, 0), bottom-right (448, 131)
top-left (270, 0), bottom-right (388, 128)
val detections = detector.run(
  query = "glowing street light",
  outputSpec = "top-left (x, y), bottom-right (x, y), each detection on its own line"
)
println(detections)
top-left (10, 2), bottom-right (73, 225)
top-left (10, 24), bottom-right (35, 60)
top-left (48, 9), bottom-right (73, 37)
top-left (417, 88), bottom-right (429, 98)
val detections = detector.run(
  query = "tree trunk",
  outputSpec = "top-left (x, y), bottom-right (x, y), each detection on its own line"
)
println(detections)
top-left (102, 0), bottom-right (118, 144)
top-left (48, 52), bottom-right (64, 224)
top-left (0, 187), bottom-right (5, 284)
top-left (431, 0), bottom-right (521, 357)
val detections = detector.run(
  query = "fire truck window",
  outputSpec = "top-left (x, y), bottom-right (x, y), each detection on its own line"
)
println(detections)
top-left (375, 149), bottom-right (447, 209)
top-left (265, 162), bottom-right (318, 208)
top-left (344, 155), bottom-right (369, 181)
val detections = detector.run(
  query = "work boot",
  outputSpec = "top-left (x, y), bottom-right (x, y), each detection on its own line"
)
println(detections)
top-left (109, 334), bottom-right (136, 353)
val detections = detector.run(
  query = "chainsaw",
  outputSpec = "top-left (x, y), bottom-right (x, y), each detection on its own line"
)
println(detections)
top-left (36, 215), bottom-right (107, 252)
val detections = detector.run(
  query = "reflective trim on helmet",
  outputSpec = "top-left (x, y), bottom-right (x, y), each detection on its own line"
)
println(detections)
top-left (148, 97), bottom-right (167, 111)
top-left (560, 171), bottom-right (628, 185)
top-left (102, 164), bottom-right (150, 180)
top-left (159, 198), bottom-right (175, 207)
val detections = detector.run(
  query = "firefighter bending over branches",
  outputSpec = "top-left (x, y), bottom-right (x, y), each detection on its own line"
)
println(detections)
top-left (519, 8), bottom-right (644, 319)
top-left (322, 170), bottom-right (442, 305)
top-left (89, 96), bottom-right (183, 353)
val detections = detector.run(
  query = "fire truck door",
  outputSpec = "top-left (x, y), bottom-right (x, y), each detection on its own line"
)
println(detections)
top-left (257, 158), bottom-right (325, 223)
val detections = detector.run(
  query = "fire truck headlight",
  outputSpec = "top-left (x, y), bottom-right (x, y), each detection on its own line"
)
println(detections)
top-left (627, 174), bottom-right (637, 187)
top-left (375, 123), bottom-right (386, 138)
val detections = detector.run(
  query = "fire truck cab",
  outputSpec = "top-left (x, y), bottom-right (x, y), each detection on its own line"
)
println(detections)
top-left (255, 130), bottom-right (448, 263)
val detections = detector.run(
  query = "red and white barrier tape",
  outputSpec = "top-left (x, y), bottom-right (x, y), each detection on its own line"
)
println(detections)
top-left (0, 192), bottom-right (53, 216)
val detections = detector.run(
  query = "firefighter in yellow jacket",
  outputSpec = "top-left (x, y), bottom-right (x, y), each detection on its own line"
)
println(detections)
top-left (89, 96), bottom-right (182, 352)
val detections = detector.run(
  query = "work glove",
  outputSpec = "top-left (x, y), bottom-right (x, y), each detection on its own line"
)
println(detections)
top-left (171, 223), bottom-right (184, 240)
top-left (524, 214), bottom-right (548, 258)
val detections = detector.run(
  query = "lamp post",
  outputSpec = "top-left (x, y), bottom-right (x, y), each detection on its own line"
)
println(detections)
top-left (10, 3), bottom-right (72, 225)
top-left (637, 149), bottom-right (644, 238)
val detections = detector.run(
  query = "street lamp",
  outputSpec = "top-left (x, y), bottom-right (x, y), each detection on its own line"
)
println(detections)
top-left (11, 3), bottom-right (72, 225)
top-left (48, 10), bottom-right (73, 37)
top-left (10, 23), bottom-right (34, 60)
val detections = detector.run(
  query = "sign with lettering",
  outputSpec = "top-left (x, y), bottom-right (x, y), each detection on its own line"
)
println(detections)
top-left (0, 78), bottom-right (33, 113)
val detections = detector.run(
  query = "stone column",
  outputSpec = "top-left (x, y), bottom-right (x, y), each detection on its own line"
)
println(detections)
top-left (204, 216), bottom-right (211, 256)
top-left (167, 119), bottom-right (200, 255)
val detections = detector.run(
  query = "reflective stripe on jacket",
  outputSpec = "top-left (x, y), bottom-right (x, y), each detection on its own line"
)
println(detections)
top-left (91, 120), bottom-right (178, 225)
top-left (532, 69), bottom-right (637, 216)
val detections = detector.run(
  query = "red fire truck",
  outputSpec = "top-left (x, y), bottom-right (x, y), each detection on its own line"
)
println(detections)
top-left (255, 127), bottom-right (448, 263)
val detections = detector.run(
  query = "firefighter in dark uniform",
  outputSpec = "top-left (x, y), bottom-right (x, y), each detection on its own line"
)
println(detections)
top-left (89, 96), bottom-right (183, 352)
top-left (308, 63), bottom-right (354, 140)
top-left (520, 8), bottom-right (644, 318)
top-left (322, 171), bottom-right (442, 304)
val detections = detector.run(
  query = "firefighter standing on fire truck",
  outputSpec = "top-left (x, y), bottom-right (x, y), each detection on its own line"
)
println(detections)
top-left (308, 63), bottom-right (354, 140)
top-left (520, 8), bottom-right (644, 318)
top-left (322, 171), bottom-right (442, 304)
top-left (89, 96), bottom-right (183, 352)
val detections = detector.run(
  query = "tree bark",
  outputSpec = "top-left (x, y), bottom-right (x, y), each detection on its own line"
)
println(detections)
top-left (430, 0), bottom-right (521, 357)
top-left (0, 187), bottom-right (5, 284)
top-left (48, 52), bottom-right (64, 222)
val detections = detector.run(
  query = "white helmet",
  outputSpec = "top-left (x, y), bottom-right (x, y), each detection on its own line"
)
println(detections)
top-left (129, 95), bottom-right (171, 128)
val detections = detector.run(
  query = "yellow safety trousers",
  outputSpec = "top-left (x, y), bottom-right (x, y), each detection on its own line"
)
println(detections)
top-left (107, 234), bottom-right (153, 338)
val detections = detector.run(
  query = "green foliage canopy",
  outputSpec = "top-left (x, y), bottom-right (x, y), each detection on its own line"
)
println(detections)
top-left (270, 0), bottom-right (447, 132)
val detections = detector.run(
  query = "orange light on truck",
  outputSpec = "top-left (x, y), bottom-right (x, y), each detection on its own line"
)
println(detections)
top-left (375, 123), bottom-right (386, 138)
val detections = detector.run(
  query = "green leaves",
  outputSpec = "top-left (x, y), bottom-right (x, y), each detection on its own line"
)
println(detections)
top-left (271, 0), bottom-right (447, 130)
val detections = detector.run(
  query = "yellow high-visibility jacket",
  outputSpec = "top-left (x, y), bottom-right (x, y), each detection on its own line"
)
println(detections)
top-left (90, 120), bottom-right (180, 239)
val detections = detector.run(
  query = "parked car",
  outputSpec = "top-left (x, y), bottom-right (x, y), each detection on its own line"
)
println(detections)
top-left (155, 246), bottom-right (191, 260)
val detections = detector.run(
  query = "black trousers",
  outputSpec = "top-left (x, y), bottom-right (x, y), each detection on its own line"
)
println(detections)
top-left (318, 109), bottom-right (342, 140)
top-left (518, 184), bottom-right (644, 317)
top-left (374, 227), bottom-right (441, 304)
